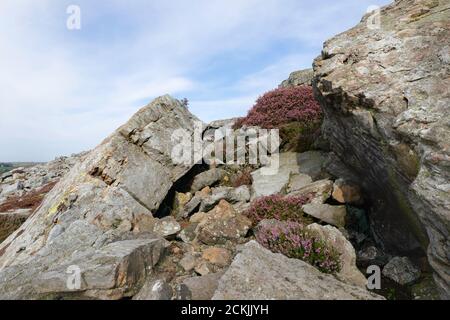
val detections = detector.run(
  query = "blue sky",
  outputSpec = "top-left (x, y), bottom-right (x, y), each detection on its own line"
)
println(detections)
top-left (0, 0), bottom-right (392, 161)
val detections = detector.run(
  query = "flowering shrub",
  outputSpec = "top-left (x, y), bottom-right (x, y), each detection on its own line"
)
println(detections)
top-left (256, 221), bottom-right (341, 274)
top-left (245, 194), bottom-right (313, 225)
top-left (234, 86), bottom-right (322, 129)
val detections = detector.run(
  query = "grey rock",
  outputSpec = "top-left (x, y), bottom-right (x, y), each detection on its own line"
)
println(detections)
top-left (279, 69), bottom-right (314, 88)
top-left (314, 0), bottom-right (450, 297)
top-left (288, 179), bottom-right (333, 204)
top-left (287, 173), bottom-right (313, 193)
top-left (190, 169), bottom-right (227, 192)
top-left (382, 257), bottom-right (421, 286)
top-left (199, 186), bottom-right (250, 212)
top-left (303, 203), bottom-right (346, 228)
top-left (133, 278), bottom-right (173, 300)
top-left (212, 241), bottom-right (383, 300)
top-left (306, 223), bottom-right (366, 287)
top-left (0, 95), bottom-right (199, 299)
top-left (182, 272), bottom-right (224, 300)
top-left (197, 200), bottom-right (252, 245)
top-left (153, 216), bottom-right (181, 238)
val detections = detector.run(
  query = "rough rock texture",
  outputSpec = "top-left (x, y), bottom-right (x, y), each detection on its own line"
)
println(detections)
top-left (313, 0), bottom-right (449, 297)
top-left (303, 203), bottom-right (347, 228)
top-left (306, 223), bottom-right (367, 287)
top-left (182, 272), bottom-right (224, 300)
top-left (279, 69), bottom-right (314, 88)
top-left (0, 96), bottom-right (200, 299)
top-left (382, 256), bottom-right (421, 285)
top-left (212, 241), bottom-right (383, 300)
top-left (196, 200), bottom-right (252, 245)
top-left (251, 151), bottom-right (327, 199)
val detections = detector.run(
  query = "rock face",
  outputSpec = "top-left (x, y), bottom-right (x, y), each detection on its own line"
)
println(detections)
top-left (279, 68), bottom-right (314, 88)
top-left (0, 95), bottom-right (200, 299)
top-left (313, 0), bottom-right (449, 297)
top-left (212, 241), bottom-right (383, 300)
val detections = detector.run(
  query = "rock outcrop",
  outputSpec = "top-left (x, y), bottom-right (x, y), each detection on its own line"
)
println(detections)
top-left (313, 0), bottom-right (449, 297)
top-left (0, 96), bottom-right (200, 299)
top-left (212, 241), bottom-right (383, 300)
top-left (279, 69), bottom-right (314, 88)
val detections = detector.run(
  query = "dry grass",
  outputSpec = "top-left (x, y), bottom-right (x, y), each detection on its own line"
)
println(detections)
top-left (0, 181), bottom-right (58, 213)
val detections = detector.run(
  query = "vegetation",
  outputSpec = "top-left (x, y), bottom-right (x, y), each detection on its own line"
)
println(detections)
top-left (244, 194), bottom-right (313, 225)
top-left (234, 85), bottom-right (322, 152)
top-left (256, 220), bottom-right (341, 274)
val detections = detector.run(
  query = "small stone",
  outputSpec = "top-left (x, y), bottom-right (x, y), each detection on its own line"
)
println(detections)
top-left (153, 216), bottom-right (181, 238)
top-left (195, 262), bottom-right (213, 276)
top-left (179, 253), bottom-right (197, 272)
top-left (189, 212), bottom-right (208, 224)
top-left (302, 203), bottom-right (346, 227)
top-left (178, 223), bottom-right (198, 243)
top-left (197, 200), bottom-right (252, 245)
top-left (133, 278), bottom-right (173, 300)
top-left (190, 169), bottom-right (227, 192)
top-left (382, 257), bottom-right (421, 285)
top-left (182, 272), bottom-right (224, 300)
top-left (202, 247), bottom-right (232, 267)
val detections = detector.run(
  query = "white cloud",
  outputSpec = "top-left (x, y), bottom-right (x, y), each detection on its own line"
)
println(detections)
top-left (0, 0), bottom-right (393, 161)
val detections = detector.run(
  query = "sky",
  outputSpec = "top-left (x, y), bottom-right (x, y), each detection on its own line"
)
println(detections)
top-left (0, 0), bottom-right (392, 162)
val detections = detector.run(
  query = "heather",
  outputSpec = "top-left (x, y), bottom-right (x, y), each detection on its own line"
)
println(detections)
top-left (244, 194), bottom-right (313, 225)
top-left (256, 221), bottom-right (341, 274)
top-left (234, 86), bottom-right (322, 129)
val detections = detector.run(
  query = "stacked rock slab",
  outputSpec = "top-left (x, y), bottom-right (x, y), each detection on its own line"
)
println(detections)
top-left (0, 95), bottom-right (200, 299)
top-left (313, 0), bottom-right (449, 297)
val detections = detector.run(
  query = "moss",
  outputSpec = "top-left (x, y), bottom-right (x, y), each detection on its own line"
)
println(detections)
top-left (386, 166), bottom-right (429, 250)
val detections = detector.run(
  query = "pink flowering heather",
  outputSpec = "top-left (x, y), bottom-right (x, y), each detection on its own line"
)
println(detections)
top-left (234, 85), bottom-right (322, 129)
top-left (244, 194), bottom-right (313, 225)
top-left (256, 221), bottom-right (341, 274)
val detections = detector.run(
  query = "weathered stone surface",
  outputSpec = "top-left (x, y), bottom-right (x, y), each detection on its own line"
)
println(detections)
top-left (251, 151), bottom-right (328, 199)
top-left (133, 278), bottom-right (173, 300)
top-left (182, 272), bottom-right (224, 300)
top-left (287, 173), bottom-right (313, 193)
top-left (199, 186), bottom-right (251, 212)
top-left (179, 253), bottom-right (198, 272)
top-left (382, 256), bottom-right (421, 286)
top-left (288, 179), bottom-right (333, 204)
top-left (190, 168), bottom-right (227, 192)
top-left (303, 203), bottom-right (346, 227)
top-left (313, 0), bottom-right (449, 297)
top-left (0, 96), bottom-right (200, 299)
top-left (0, 237), bottom-right (167, 299)
top-left (153, 216), bottom-right (181, 238)
top-left (212, 241), bottom-right (383, 300)
top-left (279, 69), bottom-right (314, 88)
top-left (306, 223), bottom-right (366, 287)
top-left (202, 247), bottom-right (232, 267)
top-left (197, 200), bottom-right (252, 245)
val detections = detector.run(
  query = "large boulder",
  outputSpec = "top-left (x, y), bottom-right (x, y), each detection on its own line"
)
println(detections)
top-left (0, 96), bottom-right (201, 299)
top-left (313, 0), bottom-right (449, 297)
top-left (306, 223), bottom-right (367, 287)
top-left (212, 241), bottom-right (383, 300)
